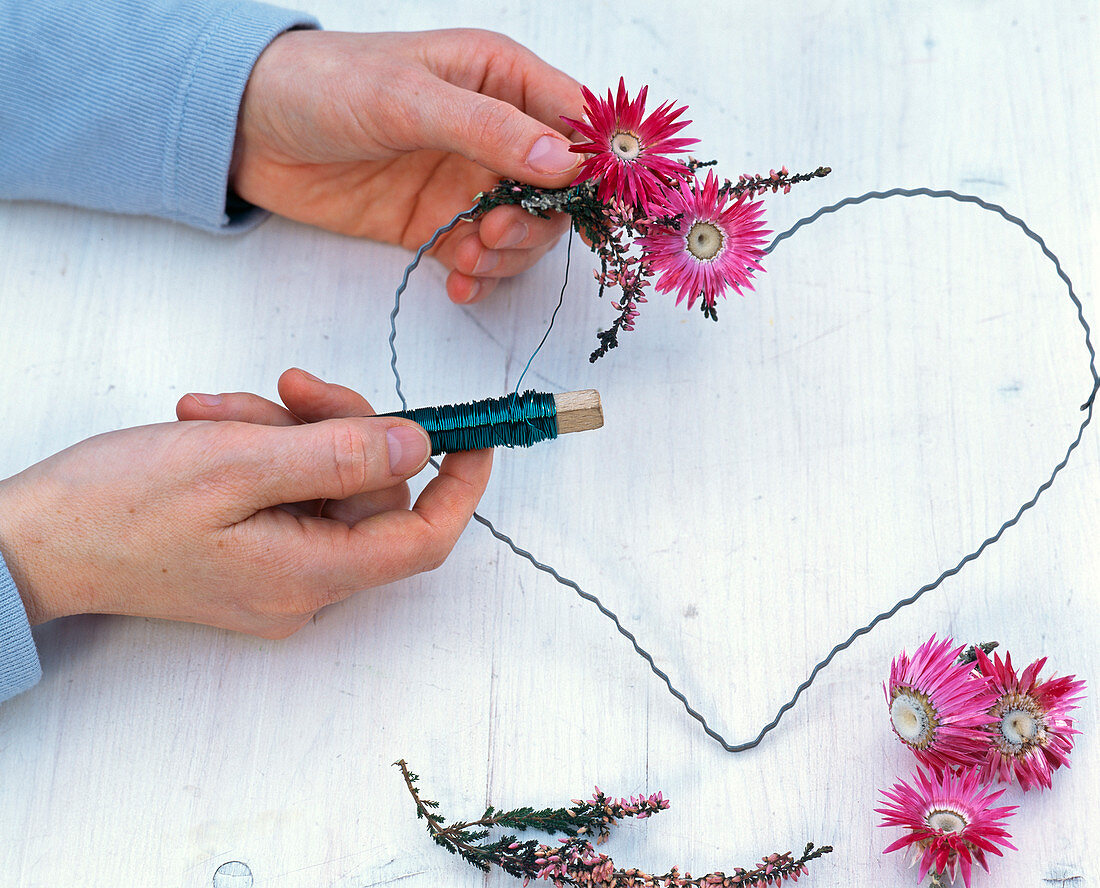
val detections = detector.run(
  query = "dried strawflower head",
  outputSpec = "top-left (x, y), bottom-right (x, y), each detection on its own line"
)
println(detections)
top-left (877, 767), bottom-right (1017, 888)
top-left (637, 170), bottom-right (770, 313)
top-left (561, 77), bottom-right (697, 215)
top-left (885, 636), bottom-right (995, 775)
top-left (973, 648), bottom-right (1086, 791)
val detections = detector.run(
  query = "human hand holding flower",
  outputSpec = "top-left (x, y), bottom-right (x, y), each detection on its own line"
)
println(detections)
top-left (231, 28), bottom-right (584, 304)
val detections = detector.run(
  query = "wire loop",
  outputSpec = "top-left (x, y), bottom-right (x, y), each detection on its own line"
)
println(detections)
top-left (388, 188), bottom-right (1097, 753)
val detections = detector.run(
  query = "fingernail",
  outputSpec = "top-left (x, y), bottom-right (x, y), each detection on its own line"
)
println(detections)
top-left (457, 280), bottom-right (481, 304)
top-left (189, 393), bottom-right (222, 407)
top-left (298, 368), bottom-right (323, 382)
top-left (526, 134), bottom-right (579, 174)
top-left (387, 425), bottom-right (430, 474)
top-left (494, 222), bottom-right (528, 249)
top-left (472, 250), bottom-right (500, 275)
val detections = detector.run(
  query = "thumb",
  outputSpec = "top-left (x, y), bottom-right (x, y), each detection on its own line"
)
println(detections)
top-left (226, 417), bottom-right (431, 510)
top-left (421, 81), bottom-right (583, 186)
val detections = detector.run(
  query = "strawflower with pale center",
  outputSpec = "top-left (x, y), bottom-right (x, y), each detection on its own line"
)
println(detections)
top-left (636, 170), bottom-right (770, 311)
top-left (877, 766), bottom-right (1017, 888)
top-left (973, 648), bottom-right (1085, 791)
top-left (885, 635), bottom-right (995, 775)
top-left (561, 77), bottom-right (697, 216)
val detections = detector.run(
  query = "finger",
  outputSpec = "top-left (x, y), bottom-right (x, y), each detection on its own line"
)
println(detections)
top-left (176, 391), bottom-right (299, 426)
top-left (275, 370), bottom-right (418, 524)
top-left (321, 484), bottom-right (412, 525)
top-left (214, 417), bottom-right (431, 512)
top-left (427, 81), bottom-right (582, 186)
top-left (389, 43), bottom-right (583, 191)
top-left (319, 448), bottom-right (494, 591)
top-left (476, 204), bottom-right (571, 251)
top-left (411, 172), bottom-right (571, 271)
top-left (276, 368), bottom-right (377, 422)
top-left (421, 30), bottom-right (584, 138)
top-left (178, 382), bottom-right (408, 522)
top-left (446, 270), bottom-right (499, 305)
top-left (450, 232), bottom-right (560, 280)
top-left (430, 206), bottom-right (568, 273)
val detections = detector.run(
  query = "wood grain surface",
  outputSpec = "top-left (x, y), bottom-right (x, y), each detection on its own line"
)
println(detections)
top-left (1, 2), bottom-right (1097, 886)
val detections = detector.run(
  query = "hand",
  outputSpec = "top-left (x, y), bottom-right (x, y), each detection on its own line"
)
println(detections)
top-left (0, 370), bottom-right (492, 638)
top-left (232, 28), bottom-right (584, 304)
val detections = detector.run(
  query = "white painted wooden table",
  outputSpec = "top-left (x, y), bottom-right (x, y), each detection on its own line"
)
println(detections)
top-left (2, 2), bottom-right (1097, 886)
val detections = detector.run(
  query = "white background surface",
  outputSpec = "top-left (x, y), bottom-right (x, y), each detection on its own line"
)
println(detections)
top-left (2, 2), bottom-right (1098, 886)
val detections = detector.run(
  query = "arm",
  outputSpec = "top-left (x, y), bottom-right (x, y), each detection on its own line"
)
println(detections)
top-left (0, 551), bottom-right (40, 703)
top-left (0, 370), bottom-right (491, 645)
top-left (0, 0), bottom-right (318, 232)
top-left (2, 3), bottom-right (584, 300)
top-left (0, 0), bottom-right (316, 701)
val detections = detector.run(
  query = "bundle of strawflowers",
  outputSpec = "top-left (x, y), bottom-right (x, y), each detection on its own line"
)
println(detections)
top-left (472, 79), bottom-right (829, 361)
top-left (878, 636), bottom-right (1086, 887)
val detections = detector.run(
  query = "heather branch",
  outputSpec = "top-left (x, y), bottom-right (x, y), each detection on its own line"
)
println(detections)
top-left (396, 761), bottom-right (832, 887)
top-left (719, 166), bottom-right (832, 199)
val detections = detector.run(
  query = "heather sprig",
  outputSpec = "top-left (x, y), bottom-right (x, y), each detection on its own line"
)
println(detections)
top-left (719, 165), bottom-right (833, 200)
top-left (396, 760), bottom-right (833, 887)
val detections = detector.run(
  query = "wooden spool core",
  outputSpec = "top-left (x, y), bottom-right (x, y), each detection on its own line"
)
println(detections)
top-left (553, 390), bottom-right (604, 435)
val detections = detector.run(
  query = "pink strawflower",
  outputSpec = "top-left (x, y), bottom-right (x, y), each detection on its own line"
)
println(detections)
top-left (885, 636), bottom-right (996, 775)
top-left (636, 171), bottom-right (770, 310)
top-left (561, 78), bottom-right (697, 215)
top-left (973, 648), bottom-right (1086, 791)
top-left (877, 767), bottom-right (1017, 888)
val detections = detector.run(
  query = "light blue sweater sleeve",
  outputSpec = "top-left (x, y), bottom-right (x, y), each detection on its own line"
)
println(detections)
top-left (1, 0), bottom-right (320, 703)
top-left (0, 551), bottom-right (40, 703)
top-left (0, 0), bottom-right (319, 232)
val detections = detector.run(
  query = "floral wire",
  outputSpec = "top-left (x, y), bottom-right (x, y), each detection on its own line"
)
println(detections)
top-left (387, 188), bottom-right (1098, 754)
top-left (513, 223), bottom-right (574, 396)
top-left (389, 206), bottom-right (477, 411)
top-left (508, 224), bottom-right (575, 446)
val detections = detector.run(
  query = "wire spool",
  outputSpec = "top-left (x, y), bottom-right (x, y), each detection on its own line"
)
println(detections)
top-left (384, 389), bottom-right (603, 455)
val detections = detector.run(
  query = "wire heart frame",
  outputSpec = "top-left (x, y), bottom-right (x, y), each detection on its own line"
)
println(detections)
top-left (387, 187), bottom-right (1098, 753)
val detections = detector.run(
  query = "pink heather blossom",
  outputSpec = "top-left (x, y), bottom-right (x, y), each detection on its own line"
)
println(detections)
top-left (636, 171), bottom-right (770, 310)
top-left (973, 648), bottom-right (1086, 791)
top-left (561, 78), bottom-right (697, 215)
top-left (877, 767), bottom-right (1017, 888)
top-left (885, 636), bottom-right (996, 775)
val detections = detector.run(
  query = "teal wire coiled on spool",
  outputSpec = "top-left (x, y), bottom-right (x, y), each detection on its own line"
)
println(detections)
top-left (385, 390), bottom-right (558, 455)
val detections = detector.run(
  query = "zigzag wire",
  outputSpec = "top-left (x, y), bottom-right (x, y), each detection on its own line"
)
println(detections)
top-left (388, 209), bottom-right (475, 411)
top-left (388, 188), bottom-right (1098, 753)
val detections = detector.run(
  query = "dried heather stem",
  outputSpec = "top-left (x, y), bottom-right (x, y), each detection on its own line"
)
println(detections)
top-left (396, 761), bottom-right (832, 887)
